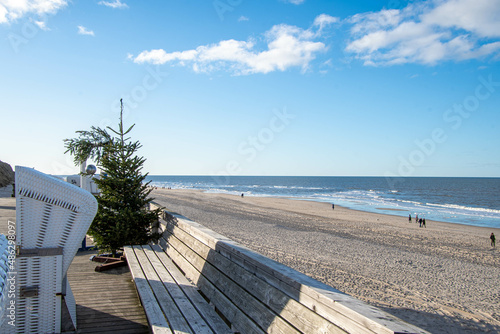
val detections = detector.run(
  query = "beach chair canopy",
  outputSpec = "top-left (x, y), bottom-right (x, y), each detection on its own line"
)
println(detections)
top-left (1, 166), bottom-right (98, 334)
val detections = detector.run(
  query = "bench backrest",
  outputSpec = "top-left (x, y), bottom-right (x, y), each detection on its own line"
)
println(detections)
top-left (154, 205), bottom-right (427, 334)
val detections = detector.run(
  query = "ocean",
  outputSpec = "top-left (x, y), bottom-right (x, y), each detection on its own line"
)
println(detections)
top-left (146, 175), bottom-right (500, 229)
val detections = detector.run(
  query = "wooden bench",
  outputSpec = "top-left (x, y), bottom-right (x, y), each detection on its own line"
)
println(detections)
top-left (126, 206), bottom-right (428, 334)
top-left (124, 244), bottom-right (232, 334)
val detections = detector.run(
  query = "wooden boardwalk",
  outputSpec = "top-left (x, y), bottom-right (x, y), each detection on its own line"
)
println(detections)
top-left (0, 189), bottom-right (150, 334)
top-left (66, 250), bottom-right (150, 334)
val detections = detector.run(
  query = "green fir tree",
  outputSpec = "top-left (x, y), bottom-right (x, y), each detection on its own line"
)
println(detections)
top-left (64, 99), bottom-right (161, 257)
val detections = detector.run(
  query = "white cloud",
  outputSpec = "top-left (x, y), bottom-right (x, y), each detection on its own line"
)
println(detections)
top-left (422, 0), bottom-right (500, 38)
top-left (346, 0), bottom-right (500, 66)
top-left (349, 9), bottom-right (402, 35)
top-left (78, 25), bottom-right (95, 36)
top-left (313, 13), bottom-right (339, 36)
top-left (0, 0), bottom-right (67, 24)
top-left (98, 0), bottom-right (128, 9)
top-left (238, 15), bottom-right (249, 22)
top-left (135, 49), bottom-right (197, 65)
top-left (134, 14), bottom-right (337, 75)
top-left (34, 20), bottom-right (49, 30)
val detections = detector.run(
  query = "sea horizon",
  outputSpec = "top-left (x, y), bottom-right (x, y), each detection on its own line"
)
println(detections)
top-left (146, 175), bottom-right (500, 230)
top-left (148, 174), bottom-right (500, 178)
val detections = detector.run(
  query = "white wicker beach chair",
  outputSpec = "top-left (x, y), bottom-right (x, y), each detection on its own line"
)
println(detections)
top-left (6, 166), bottom-right (98, 334)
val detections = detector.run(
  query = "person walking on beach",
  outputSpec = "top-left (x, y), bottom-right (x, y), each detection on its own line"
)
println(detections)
top-left (332, 203), bottom-right (335, 210)
top-left (409, 214), bottom-right (412, 223)
top-left (422, 218), bottom-right (426, 228)
top-left (491, 233), bottom-right (496, 248)
top-left (419, 218), bottom-right (422, 228)
top-left (415, 214), bottom-right (418, 223)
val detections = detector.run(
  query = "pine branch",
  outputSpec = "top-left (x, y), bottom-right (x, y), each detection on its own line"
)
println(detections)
top-left (64, 98), bottom-right (163, 257)
top-left (64, 126), bottom-right (113, 165)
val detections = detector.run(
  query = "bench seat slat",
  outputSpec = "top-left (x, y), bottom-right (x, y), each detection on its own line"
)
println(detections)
top-left (162, 232), bottom-right (303, 334)
top-left (123, 246), bottom-right (172, 334)
top-left (149, 244), bottom-right (233, 334)
top-left (163, 234), bottom-right (303, 334)
top-left (141, 245), bottom-right (217, 334)
top-left (159, 237), bottom-right (266, 334)
top-left (132, 245), bottom-right (197, 334)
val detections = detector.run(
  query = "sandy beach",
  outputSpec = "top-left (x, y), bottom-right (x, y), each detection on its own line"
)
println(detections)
top-left (151, 188), bottom-right (500, 334)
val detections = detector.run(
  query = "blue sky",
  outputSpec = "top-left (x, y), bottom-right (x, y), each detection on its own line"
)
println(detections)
top-left (1, 0), bottom-right (499, 177)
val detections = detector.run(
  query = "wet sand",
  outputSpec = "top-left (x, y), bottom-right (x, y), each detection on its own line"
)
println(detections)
top-left (151, 188), bottom-right (500, 334)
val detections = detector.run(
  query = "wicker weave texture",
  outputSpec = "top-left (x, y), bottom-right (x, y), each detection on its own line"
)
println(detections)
top-left (15, 166), bottom-right (97, 275)
top-left (13, 166), bottom-right (98, 333)
top-left (0, 235), bottom-right (12, 329)
top-left (15, 255), bottom-right (62, 334)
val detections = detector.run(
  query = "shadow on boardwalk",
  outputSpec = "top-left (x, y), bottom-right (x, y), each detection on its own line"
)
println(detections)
top-left (66, 251), bottom-right (149, 334)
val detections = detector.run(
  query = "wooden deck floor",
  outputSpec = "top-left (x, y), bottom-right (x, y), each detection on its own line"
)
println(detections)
top-left (66, 250), bottom-right (150, 334)
top-left (0, 190), bottom-right (150, 334)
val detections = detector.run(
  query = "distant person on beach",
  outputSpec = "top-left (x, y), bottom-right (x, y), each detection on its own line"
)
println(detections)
top-left (419, 218), bottom-right (422, 227)
top-left (491, 233), bottom-right (496, 248)
top-left (409, 214), bottom-right (411, 223)
top-left (423, 218), bottom-right (426, 228)
top-left (241, 193), bottom-right (244, 198)
top-left (332, 203), bottom-right (334, 210)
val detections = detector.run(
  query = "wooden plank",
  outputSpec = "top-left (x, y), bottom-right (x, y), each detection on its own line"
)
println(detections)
top-left (163, 230), bottom-right (300, 334)
top-left (133, 245), bottom-right (195, 334)
top-left (162, 215), bottom-right (231, 252)
top-left (77, 316), bottom-right (148, 328)
top-left (215, 240), bottom-right (392, 334)
top-left (124, 246), bottom-right (172, 334)
top-left (162, 233), bottom-right (299, 334)
top-left (166, 225), bottom-right (347, 334)
top-left (168, 215), bottom-right (428, 334)
top-left (76, 307), bottom-right (148, 318)
top-left (160, 236), bottom-right (266, 334)
top-left (75, 299), bottom-right (144, 309)
top-left (136, 245), bottom-right (212, 334)
top-left (78, 328), bottom-right (149, 334)
top-left (67, 250), bottom-right (149, 334)
top-left (216, 241), bottom-right (425, 334)
top-left (149, 244), bottom-right (233, 334)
